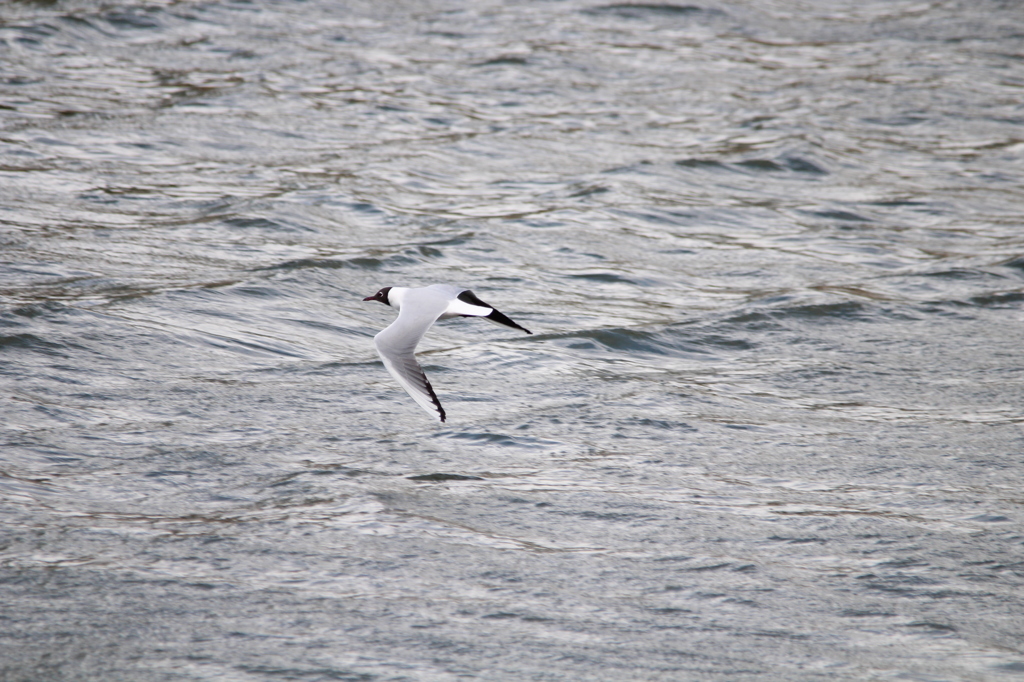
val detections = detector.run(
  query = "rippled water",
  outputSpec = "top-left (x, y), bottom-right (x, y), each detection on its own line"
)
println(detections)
top-left (3, 0), bottom-right (1024, 679)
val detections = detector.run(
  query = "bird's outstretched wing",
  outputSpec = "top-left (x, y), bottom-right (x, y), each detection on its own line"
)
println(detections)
top-left (373, 294), bottom-right (449, 422)
top-left (454, 289), bottom-right (532, 334)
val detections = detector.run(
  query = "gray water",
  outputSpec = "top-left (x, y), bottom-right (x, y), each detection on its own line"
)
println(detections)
top-left (2, 0), bottom-right (1024, 679)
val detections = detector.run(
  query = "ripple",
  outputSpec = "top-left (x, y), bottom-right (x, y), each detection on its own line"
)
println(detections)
top-left (583, 3), bottom-right (726, 20)
top-left (408, 473), bottom-right (484, 482)
top-left (675, 154), bottom-right (828, 176)
top-left (262, 253), bottom-right (417, 272)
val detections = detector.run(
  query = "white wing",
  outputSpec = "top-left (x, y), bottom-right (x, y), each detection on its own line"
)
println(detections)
top-left (373, 291), bottom-right (449, 422)
top-left (428, 284), bottom-right (532, 333)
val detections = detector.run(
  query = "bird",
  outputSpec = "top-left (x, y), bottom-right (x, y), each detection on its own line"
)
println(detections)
top-left (363, 284), bottom-right (532, 423)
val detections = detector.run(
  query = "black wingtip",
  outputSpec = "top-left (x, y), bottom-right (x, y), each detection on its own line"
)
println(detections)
top-left (486, 309), bottom-right (531, 335)
top-left (421, 374), bottom-right (447, 423)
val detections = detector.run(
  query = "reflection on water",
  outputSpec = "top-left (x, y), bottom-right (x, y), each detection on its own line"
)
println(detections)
top-left (2, 0), bottom-right (1024, 679)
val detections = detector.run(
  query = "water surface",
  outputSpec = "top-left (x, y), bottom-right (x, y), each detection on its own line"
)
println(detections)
top-left (2, 0), bottom-right (1024, 679)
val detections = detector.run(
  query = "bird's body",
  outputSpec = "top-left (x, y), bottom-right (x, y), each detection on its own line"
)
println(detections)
top-left (363, 284), bottom-right (532, 422)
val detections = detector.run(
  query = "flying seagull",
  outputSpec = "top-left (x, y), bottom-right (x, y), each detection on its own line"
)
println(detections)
top-left (363, 284), bottom-right (532, 422)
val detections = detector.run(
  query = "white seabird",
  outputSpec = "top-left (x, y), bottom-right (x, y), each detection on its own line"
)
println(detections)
top-left (363, 284), bottom-right (532, 422)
